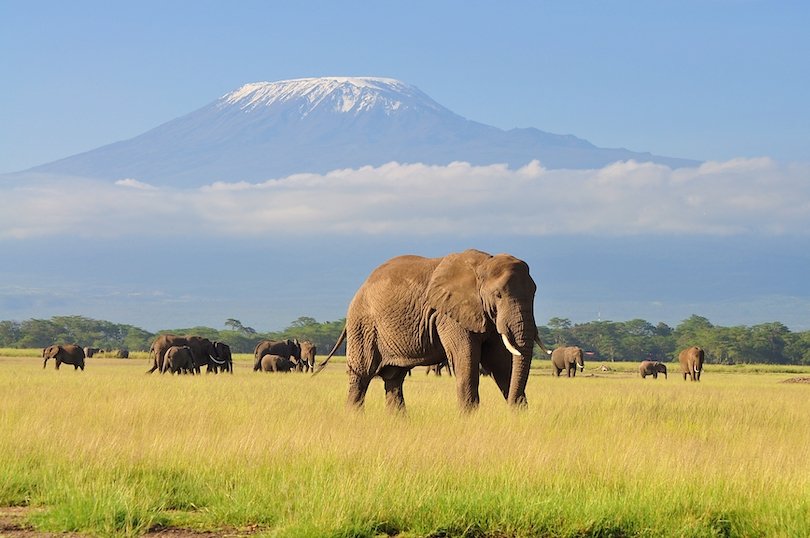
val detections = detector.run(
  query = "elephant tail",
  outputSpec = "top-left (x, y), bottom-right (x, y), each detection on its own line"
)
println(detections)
top-left (312, 327), bottom-right (347, 376)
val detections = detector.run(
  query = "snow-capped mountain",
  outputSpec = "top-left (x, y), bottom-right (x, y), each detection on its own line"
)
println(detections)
top-left (23, 77), bottom-right (698, 187)
top-left (222, 77), bottom-right (447, 116)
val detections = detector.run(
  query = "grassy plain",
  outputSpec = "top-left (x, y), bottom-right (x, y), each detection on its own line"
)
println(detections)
top-left (0, 354), bottom-right (808, 537)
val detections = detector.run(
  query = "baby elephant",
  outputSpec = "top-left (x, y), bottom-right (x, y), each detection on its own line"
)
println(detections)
top-left (162, 345), bottom-right (196, 375)
top-left (258, 354), bottom-right (295, 372)
top-left (639, 360), bottom-right (667, 379)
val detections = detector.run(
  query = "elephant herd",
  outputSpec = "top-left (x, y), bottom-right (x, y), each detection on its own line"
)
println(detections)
top-left (147, 335), bottom-right (317, 375)
top-left (42, 336), bottom-right (317, 376)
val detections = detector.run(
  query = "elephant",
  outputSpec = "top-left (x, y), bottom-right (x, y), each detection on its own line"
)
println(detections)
top-left (162, 345), bottom-right (196, 374)
top-left (115, 349), bottom-right (130, 359)
top-left (639, 360), bottom-right (667, 379)
top-left (258, 354), bottom-right (295, 372)
top-left (83, 347), bottom-right (100, 358)
top-left (298, 341), bottom-right (317, 372)
top-left (314, 249), bottom-right (549, 412)
top-left (679, 346), bottom-right (705, 381)
top-left (551, 346), bottom-right (584, 377)
top-left (42, 344), bottom-right (86, 370)
top-left (148, 335), bottom-right (225, 374)
top-left (253, 339), bottom-right (301, 371)
top-left (212, 341), bottom-right (233, 373)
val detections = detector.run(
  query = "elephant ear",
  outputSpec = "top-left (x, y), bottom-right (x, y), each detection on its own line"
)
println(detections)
top-left (426, 250), bottom-right (491, 333)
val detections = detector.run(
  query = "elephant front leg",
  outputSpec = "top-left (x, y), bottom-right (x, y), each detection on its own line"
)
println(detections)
top-left (452, 349), bottom-right (481, 412)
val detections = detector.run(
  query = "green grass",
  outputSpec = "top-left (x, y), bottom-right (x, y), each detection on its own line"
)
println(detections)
top-left (0, 354), bottom-right (808, 537)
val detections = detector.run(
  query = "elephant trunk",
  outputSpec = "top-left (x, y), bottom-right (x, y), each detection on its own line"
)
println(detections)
top-left (507, 352), bottom-right (531, 407)
top-left (498, 310), bottom-right (535, 407)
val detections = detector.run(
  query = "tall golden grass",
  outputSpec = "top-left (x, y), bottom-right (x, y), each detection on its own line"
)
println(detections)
top-left (1, 354), bottom-right (808, 536)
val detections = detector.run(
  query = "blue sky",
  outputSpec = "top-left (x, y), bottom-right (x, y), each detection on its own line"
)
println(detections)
top-left (1, 1), bottom-right (809, 332)
top-left (2, 0), bottom-right (809, 173)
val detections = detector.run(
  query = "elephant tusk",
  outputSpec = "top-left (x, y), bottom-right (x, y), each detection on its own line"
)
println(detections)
top-left (210, 355), bottom-right (227, 365)
top-left (501, 333), bottom-right (522, 357)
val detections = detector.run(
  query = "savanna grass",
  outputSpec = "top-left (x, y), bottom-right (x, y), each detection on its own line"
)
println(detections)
top-left (0, 355), bottom-right (808, 537)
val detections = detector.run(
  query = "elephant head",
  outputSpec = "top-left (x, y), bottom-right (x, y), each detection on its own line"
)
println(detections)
top-left (426, 250), bottom-right (538, 406)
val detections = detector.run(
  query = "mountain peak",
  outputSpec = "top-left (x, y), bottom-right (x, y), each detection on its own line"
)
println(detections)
top-left (219, 76), bottom-right (447, 116)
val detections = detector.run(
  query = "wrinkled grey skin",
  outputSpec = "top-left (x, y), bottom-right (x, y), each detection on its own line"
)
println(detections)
top-left (639, 360), bottom-right (667, 379)
top-left (679, 346), bottom-right (705, 381)
top-left (253, 339), bottom-right (301, 371)
top-left (148, 335), bottom-right (223, 374)
top-left (551, 346), bottom-right (585, 377)
top-left (258, 354), bottom-right (295, 372)
top-left (299, 341), bottom-right (317, 372)
top-left (315, 249), bottom-right (546, 413)
top-left (162, 345), bottom-right (196, 375)
top-left (42, 344), bottom-right (86, 371)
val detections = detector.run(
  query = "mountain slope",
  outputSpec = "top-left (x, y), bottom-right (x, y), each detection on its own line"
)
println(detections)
top-left (25, 77), bottom-right (698, 187)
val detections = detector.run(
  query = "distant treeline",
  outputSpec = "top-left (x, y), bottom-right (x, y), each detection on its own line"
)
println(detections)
top-left (1, 314), bottom-right (809, 365)
top-left (0, 316), bottom-right (345, 356)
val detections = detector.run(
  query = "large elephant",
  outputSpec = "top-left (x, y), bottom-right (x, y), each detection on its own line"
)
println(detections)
top-left (258, 354), bottom-right (295, 372)
top-left (253, 339), bottom-right (301, 371)
top-left (148, 335), bottom-right (224, 374)
top-left (315, 249), bottom-right (549, 412)
top-left (551, 346), bottom-right (584, 377)
top-left (679, 346), bottom-right (704, 381)
top-left (639, 360), bottom-right (667, 379)
top-left (42, 344), bottom-right (85, 370)
top-left (162, 345), bottom-right (196, 375)
top-left (212, 341), bottom-right (233, 373)
top-left (299, 341), bottom-right (317, 372)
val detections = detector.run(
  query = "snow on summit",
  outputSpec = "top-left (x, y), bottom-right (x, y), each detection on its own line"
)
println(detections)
top-left (220, 76), bottom-right (447, 116)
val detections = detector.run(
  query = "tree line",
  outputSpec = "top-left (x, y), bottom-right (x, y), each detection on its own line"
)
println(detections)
top-left (0, 315), bottom-right (344, 356)
top-left (1, 314), bottom-right (809, 365)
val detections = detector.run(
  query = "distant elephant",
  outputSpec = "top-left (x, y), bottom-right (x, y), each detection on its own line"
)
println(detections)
top-left (639, 360), bottom-right (667, 379)
top-left (83, 347), bottom-right (100, 358)
top-left (253, 339), bottom-right (301, 371)
top-left (679, 346), bottom-right (704, 381)
top-left (299, 341), bottom-right (317, 372)
top-left (258, 354), bottom-right (295, 372)
top-left (162, 345), bottom-right (196, 374)
top-left (212, 341), bottom-right (233, 373)
top-left (425, 359), bottom-right (451, 376)
top-left (551, 346), bottom-right (585, 377)
top-left (42, 344), bottom-right (85, 370)
top-left (148, 335), bottom-right (225, 374)
top-left (115, 349), bottom-right (129, 359)
top-left (314, 249), bottom-right (549, 412)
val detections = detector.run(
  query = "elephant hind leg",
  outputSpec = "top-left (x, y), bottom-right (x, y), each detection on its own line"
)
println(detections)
top-left (380, 366), bottom-right (409, 413)
top-left (347, 374), bottom-right (371, 410)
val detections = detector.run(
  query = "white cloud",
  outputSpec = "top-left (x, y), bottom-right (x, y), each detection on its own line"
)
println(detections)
top-left (115, 178), bottom-right (158, 190)
top-left (1, 158), bottom-right (808, 239)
